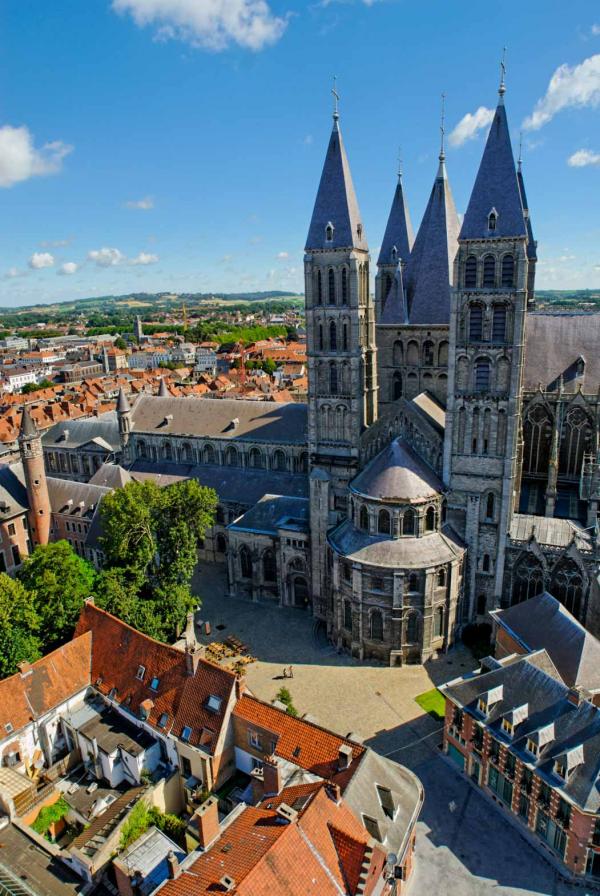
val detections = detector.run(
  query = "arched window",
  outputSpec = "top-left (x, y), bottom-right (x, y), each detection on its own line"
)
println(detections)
top-left (501, 254), bottom-right (514, 287)
top-left (138, 440), bottom-right (147, 459)
top-left (378, 509), bottom-right (391, 534)
top-left (296, 452), bottom-right (309, 473)
top-left (408, 573), bottom-right (419, 592)
top-left (407, 341), bottom-right (419, 366)
top-left (425, 506), bottom-right (435, 532)
top-left (482, 553), bottom-right (490, 572)
top-left (181, 442), bottom-right (193, 463)
top-left (164, 442), bottom-right (173, 461)
top-left (316, 270), bottom-right (322, 305)
top-left (492, 305), bottom-right (507, 343)
top-left (423, 341), bottom-right (435, 366)
top-left (393, 341), bottom-right (403, 365)
top-left (406, 612), bottom-right (419, 643)
top-left (341, 268), bottom-right (348, 304)
top-left (469, 304), bottom-right (484, 341)
top-left (240, 546), bottom-right (252, 579)
top-left (370, 610), bottom-right (384, 642)
top-left (203, 443), bottom-right (215, 464)
top-left (318, 324), bottom-right (323, 351)
top-left (483, 254), bottom-right (496, 288)
top-left (359, 505), bottom-right (369, 532)
top-left (329, 320), bottom-right (337, 351)
top-left (512, 555), bottom-right (544, 605)
top-left (328, 268), bottom-right (336, 304)
top-left (524, 405), bottom-right (552, 474)
top-left (438, 341), bottom-right (449, 366)
top-left (485, 493), bottom-right (495, 520)
top-left (474, 359), bottom-right (491, 392)
top-left (248, 447), bottom-right (264, 469)
top-left (216, 533), bottom-right (227, 554)
top-left (437, 568), bottom-right (446, 587)
top-left (326, 222), bottom-right (334, 242)
top-left (559, 407), bottom-right (592, 478)
top-left (434, 606), bottom-right (444, 638)
top-left (263, 549), bottom-right (276, 582)
top-left (472, 407), bottom-right (480, 454)
top-left (392, 372), bottom-right (403, 401)
top-left (402, 508), bottom-right (415, 535)
top-left (343, 322), bottom-right (348, 351)
top-left (344, 599), bottom-right (352, 631)
top-left (465, 255), bottom-right (477, 288)
top-left (329, 363), bottom-right (338, 395)
top-left (272, 450), bottom-right (287, 471)
top-left (551, 559), bottom-right (584, 619)
top-left (477, 593), bottom-right (487, 615)
top-left (497, 410), bottom-right (507, 455)
top-left (225, 446), bottom-right (238, 467)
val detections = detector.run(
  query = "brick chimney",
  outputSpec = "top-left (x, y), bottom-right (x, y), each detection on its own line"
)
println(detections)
top-left (166, 851), bottom-right (180, 880)
top-left (193, 795), bottom-right (220, 849)
top-left (263, 754), bottom-right (282, 796)
top-left (250, 765), bottom-right (264, 805)
top-left (338, 744), bottom-right (353, 771)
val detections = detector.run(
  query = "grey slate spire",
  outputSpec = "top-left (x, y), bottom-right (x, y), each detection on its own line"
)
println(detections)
top-left (405, 151), bottom-right (460, 326)
top-left (19, 404), bottom-right (38, 439)
top-left (460, 89), bottom-right (526, 240)
top-left (116, 386), bottom-right (130, 413)
top-left (305, 110), bottom-right (367, 252)
top-left (379, 263), bottom-right (408, 324)
top-left (377, 169), bottom-right (414, 266)
top-left (158, 378), bottom-right (169, 398)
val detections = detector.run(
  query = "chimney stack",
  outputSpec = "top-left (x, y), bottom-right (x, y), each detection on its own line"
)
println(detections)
top-left (193, 795), bottom-right (220, 849)
top-left (263, 754), bottom-right (282, 797)
top-left (166, 851), bottom-right (180, 880)
top-left (338, 744), bottom-right (353, 771)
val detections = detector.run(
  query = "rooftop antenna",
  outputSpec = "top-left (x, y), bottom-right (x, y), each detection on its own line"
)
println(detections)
top-left (439, 92), bottom-right (446, 162)
top-left (499, 46), bottom-right (507, 99)
top-left (332, 75), bottom-right (340, 121)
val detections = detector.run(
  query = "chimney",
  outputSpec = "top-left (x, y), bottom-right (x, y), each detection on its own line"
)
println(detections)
top-left (263, 754), bottom-right (282, 797)
top-left (219, 876), bottom-right (235, 892)
top-left (185, 642), bottom-right (204, 676)
top-left (235, 676), bottom-right (247, 700)
top-left (193, 795), bottom-right (220, 849)
top-left (18, 660), bottom-right (32, 677)
top-left (166, 851), bottom-right (180, 880)
top-left (567, 687), bottom-right (582, 707)
top-left (326, 782), bottom-right (341, 805)
top-left (338, 744), bottom-right (353, 771)
top-left (250, 765), bottom-right (264, 805)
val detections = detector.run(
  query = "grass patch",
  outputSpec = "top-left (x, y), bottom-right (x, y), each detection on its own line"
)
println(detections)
top-left (415, 688), bottom-right (445, 720)
top-left (31, 797), bottom-right (69, 837)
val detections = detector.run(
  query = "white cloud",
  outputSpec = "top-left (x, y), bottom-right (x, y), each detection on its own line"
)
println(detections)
top-left (58, 262), bottom-right (79, 275)
top-left (448, 106), bottom-right (495, 148)
top-left (0, 126), bottom-right (73, 188)
top-left (276, 251), bottom-right (289, 259)
top-left (567, 148), bottom-right (600, 167)
top-left (124, 196), bottom-right (154, 209)
top-left (112, 0), bottom-right (288, 51)
top-left (523, 53), bottom-right (600, 130)
top-left (5, 267), bottom-right (25, 279)
top-left (592, 24), bottom-right (600, 36)
top-left (28, 252), bottom-right (54, 270)
top-left (88, 247), bottom-right (126, 267)
top-left (130, 251), bottom-right (159, 265)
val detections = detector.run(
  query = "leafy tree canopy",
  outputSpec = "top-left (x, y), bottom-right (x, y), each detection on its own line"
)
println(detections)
top-left (0, 574), bottom-right (40, 676)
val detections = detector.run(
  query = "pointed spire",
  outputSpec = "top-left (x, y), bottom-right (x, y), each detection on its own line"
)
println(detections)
top-left (116, 386), bottom-right (130, 413)
top-left (305, 90), bottom-right (367, 252)
top-left (405, 149), bottom-right (460, 325)
top-left (460, 86), bottom-right (526, 240)
top-left (380, 263), bottom-right (408, 325)
top-left (19, 404), bottom-right (38, 439)
top-left (377, 160), bottom-right (414, 266)
top-left (158, 378), bottom-right (169, 398)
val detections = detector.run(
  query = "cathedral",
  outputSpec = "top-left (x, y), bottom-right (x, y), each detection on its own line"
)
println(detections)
top-left (12, 75), bottom-right (600, 665)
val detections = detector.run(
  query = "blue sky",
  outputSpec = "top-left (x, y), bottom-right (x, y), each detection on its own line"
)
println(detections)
top-left (0, 0), bottom-right (599, 307)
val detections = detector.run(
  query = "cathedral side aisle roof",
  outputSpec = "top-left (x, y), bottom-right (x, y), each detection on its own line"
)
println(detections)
top-left (229, 494), bottom-right (309, 534)
top-left (351, 437), bottom-right (442, 503)
top-left (523, 312), bottom-right (600, 392)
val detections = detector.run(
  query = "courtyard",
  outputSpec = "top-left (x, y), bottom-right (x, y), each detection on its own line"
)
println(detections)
top-left (193, 562), bottom-right (597, 895)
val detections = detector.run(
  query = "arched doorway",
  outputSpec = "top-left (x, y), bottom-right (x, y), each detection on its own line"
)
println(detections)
top-left (292, 576), bottom-right (309, 609)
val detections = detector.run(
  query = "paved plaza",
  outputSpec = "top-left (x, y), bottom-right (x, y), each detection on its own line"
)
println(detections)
top-left (193, 563), bottom-right (597, 896)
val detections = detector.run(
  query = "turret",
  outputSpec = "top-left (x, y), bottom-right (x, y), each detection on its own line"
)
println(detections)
top-left (375, 162), bottom-right (414, 320)
top-left (19, 406), bottom-right (51, 546)
top-left (116, 387), bottom-right (132, 459)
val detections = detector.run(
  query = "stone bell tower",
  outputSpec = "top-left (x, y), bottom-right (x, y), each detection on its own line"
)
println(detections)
top-left (19, 405), bottom-right (51, 546)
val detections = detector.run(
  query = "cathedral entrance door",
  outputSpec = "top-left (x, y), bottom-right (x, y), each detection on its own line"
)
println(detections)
top-left (292, 576), bottom-right (310, 609)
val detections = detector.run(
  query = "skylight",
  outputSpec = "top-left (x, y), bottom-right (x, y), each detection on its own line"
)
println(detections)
top-left (207, 694), bottom-right (222, 713)
top-left (150, 677), bottom-right (160, 691)
top-left (181, 726), bottom-right (192, 742)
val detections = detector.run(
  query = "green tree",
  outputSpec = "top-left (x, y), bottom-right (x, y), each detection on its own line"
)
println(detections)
top-left (0, 574), bottom-right (41, 676)
top-left (18, 542), bottom-right (95, 651)
top-left (275, 686), bottom-right (298, 717)
top-left (22, 379), bottom-right (54, 394)
top-left (114, 336), bottom-right (127, 350)
top-left (100, 480), bottom-right (159, 574)
top-left (262, 358), bottom-right (277, 375)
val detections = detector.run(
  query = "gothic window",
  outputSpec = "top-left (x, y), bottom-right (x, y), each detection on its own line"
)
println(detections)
top-left (326, 222), bottom-right (334, 242)
top-left (248, 447), bottom-right (264, 469)
top-left (423, 341), bottom-right (435, 367)
top-left (225, 446), bottom-right (239, 467)
top-left (488, 210), bottom-right (497, 231)
top-left (497, 409), bottom-right (507, 455)
top-left (482, 408), bottom-right (492, 455)
top-left (138, 440), bottom-right (147, 458)
top-left (216, 533), bottom-right (227, 554)
top-left (316, 270), bottom-right (323, 305)
top-left (181, 442), bottom-right (193, 463)
top-left (335, 405), bottom-right (346, 441)
top-left (425, 506), bottom-right (435, 532)
top-left (240, 546), bottom-right (252, 579)
top-left (474, 359), bottom-right (491, 392)
top-left (457, 357), bottom-right (469, 391)
top-left (263, 549), bottom-right (276, 582)
top-left (483, 254), bottom-right (496, 288)
top-left (482, 554), bottom-right (490, 572)
top-left (472, 407), bottom-right (480, 454)
top-left (343, 322), bottom-right (348, 351)
top-left (393, 341), bottom-right (403, 365)
top-left (318, 324), bottom-right (323, 350)
top-left (465, 255), bottom-right (478, 288)
top-left (320, 405), bottom-right (331, 439)
top-left (406, 341), bottom-right (419, 366)
top-left (501, 254), bottom-right (515, 288)
top-left (392, 372), bottom-right (403, 401)
top-left (485, 493), bottom-right (495, 520)
top-left (341, 268), bottom-right (348, 304)
top-left (469, 304), bottom-right (484, 341)
top-left (296, 452), bottom-right (309, 473)
top-left (434, 606), bottom-right (444, 638)
top-left (328, 268), bottom-right (336, 305)
top-left (359, 505), bottom-right (369, 532)
top-left (329, 363), bottom-right (338, 395)
top-left (512, 555), bottom-right (544, 605)
top-left (344, 599), bottom-right (352, 631)
top-left (438, 341), bottom-right (449, 366)
top-left (403, 508), bottom-right (415, 536)
top-left (551, 559), bottom-right (584, 619)
top-left (524, 405), bottom-right (552, 474)
top-left (378, 509), bottom-right (391, 535)
top-left (370, 610), bottom-right (384, 642)
top-left (492, 305), bottom-right (507, 343)
top-left (437, 568), bottom-right (446, 587)
top-left (272, 450), bottom-right (287, 472)
top-left (203, 443), bottom-right (215, 464)
top-left (406, 612), bottom-right (419, 643)
top-left (559, 407), bottom-right (592, 479)
top-left (477, 593), bottom-right (486, 615)
top-left (329, 320), bottom-right (337, 351)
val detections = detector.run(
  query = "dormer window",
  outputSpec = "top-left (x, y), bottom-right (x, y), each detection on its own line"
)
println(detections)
top-left (477, 697), bottom-right (488, 715)
top-left (325, 222), bottom-right (334, 242)
top-left (488, 209), bottom-right (497, 232)
top-left (576, 356), bottom-right (585, 377)
top-left (181, 726), bottom-right (192, 742)
top-left (526, 737), bottom-right (538, 757)
top-left (554, 759), bottom-right (567, 780)
top-left (501, 718), bottom-right (513, 737)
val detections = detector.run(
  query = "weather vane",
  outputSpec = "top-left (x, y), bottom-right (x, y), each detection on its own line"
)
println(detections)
top-left (332, 75), bottom-right (340, 119)
top-left (398, 146), bottom-right (403, 179)
top-left (499, 46), bottom-right (507, 94)
top-left (439, 93), bottom-right (446, 160)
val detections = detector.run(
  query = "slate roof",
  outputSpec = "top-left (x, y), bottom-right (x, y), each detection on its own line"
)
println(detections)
top-left (19, 404), bottom-right (38, 438)
top-left (509, 513), bottom-right (593, 551)
top-left (88, 462), bottom-right (133, 490)
top-left (377, 174), bottom-right (414, 266)
top-left (116, 387), bottom-right (130, 413)
top-left (379, 262), bottom-right (408, 325)
top-left (41, 411), bottom-right (121, 452)
top-left (460, 99), bottom-right (526, 240)
top-left (490, 592), bottom-right (600, 693)
top-left (406, 157), bottom-right (460, 325)
top-left (523, 312), bottom-right (600, 392)
top-left (0, 461), bottom-right (29, 522)
top-left (130, 395), bottom-right (307, 444)
top-left (114, 826), bottom-right (185, 896)
top-left (47, 477), bottom-right (110, 518)
top-left (229, 495), bottom-right (309, 535)
top-left (234, 694), bottom-right (365, 791)
top-left (518, 161), bottom-right (537, 261)
top-left (305, 117), bottom-right (368, 251)
top-left (329, 519), bottom-right (465, 569)
top-left (351, 438), bottom-right (442, 502)
top-left (441, 651), bottom-right (600, 812)
top-left (411, 391), bottom-right (446, 432)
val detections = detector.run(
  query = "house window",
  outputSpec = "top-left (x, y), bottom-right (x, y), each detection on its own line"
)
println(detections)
top-left (487, 765), bottom-right (513, 806)
top-left (0, 552), bottom-right (5, 573)
top-left (136, 665), bottom-right (145, 681)
top-left (501, 718), bottom-right (514, 737)
top-left (362, 815), bottom-right (381, 841)
top-left (536, 809), bottom-right (567, 858)
top-left (149, 677), bottom-right (160, 691)
top-left (207, 695), bottom-right (222, 713)
top-left (7, 522), bottom-right (15, 536)
top-left (526, 738), bottom-right (538, 757)
top-left (181, 756), bottom-right (192, 778)
top-left (249, 730), bottom-right (262, 750)
top-left (158, 713), bottom-right (168, 728)
top-left (11, 546), bottom-right (20, 566)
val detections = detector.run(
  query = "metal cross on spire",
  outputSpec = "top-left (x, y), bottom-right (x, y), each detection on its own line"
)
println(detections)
top-left (518, 130), bottom-right (523, 170)
top-left (397, 146), bottom-right (403, 180)
top-left (439, 92), bottom-right (446, 161)
top-left (499, 46), bottom-right (507, 96)
top-left (332, 75), bottom-right (340, 120)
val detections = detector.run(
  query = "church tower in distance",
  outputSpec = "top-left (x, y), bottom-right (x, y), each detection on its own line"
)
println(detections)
top-left (305, 92), bottom-right (377, 615)
top-left (444, 74), bottom-right (531, 622)
top-left (19, 405), bottom-right (51, 547)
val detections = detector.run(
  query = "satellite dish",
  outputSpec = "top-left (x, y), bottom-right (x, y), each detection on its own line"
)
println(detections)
top-left (386, 853), bottom-right (398, 867)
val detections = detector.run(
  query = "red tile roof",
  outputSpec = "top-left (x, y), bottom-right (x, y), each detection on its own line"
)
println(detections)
top-left (74, 603), bottom-right (236, 753)
top-left (233, 695), bottom-right (365, 790)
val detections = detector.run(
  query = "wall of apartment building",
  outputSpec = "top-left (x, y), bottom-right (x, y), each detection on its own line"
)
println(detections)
top-left (0, 513), bottom-right (31, 573)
